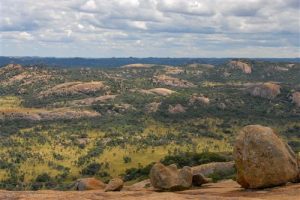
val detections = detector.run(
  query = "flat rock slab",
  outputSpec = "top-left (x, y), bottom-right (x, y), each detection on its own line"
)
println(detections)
top-left (1, 180), bottom-right (300, 200)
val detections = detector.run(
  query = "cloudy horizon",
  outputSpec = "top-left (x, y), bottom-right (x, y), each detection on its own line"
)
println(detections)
top-left (1, 0), bottom-right (300, 58)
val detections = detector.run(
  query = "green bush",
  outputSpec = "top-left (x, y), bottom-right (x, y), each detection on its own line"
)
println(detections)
top-left (208, 167), bottom-right (236, 182)
top-left (123, 163), bottom-right (154, 181)
top-left (81, 163), bottom-right (101, 175)
top-left (35, 173), bottom-right (51, 182)
top-left (161, 152), bottom-right (228, 168)
top-left (123, 152), bottom-right (230, 181)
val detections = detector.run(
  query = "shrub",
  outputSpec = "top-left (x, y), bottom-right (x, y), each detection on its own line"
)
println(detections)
top-left (35, 173), bottom-right (51, 182)
top-left (81, 163), bottom-right (101, 175)
top-left (161, 152), bottom-right (228, 168)
top-left (123, 156), bottom-right (132, 163)
top-left (123, 163), bottom-right (154, 181)
top-left (208, 167), bottom-right (236, 182)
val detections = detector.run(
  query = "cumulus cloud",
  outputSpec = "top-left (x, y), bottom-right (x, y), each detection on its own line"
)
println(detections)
top-left (0, 0), bottom-right (299, 57)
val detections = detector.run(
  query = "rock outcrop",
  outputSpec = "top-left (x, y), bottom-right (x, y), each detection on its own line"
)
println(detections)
top-left (130, 88), bottom-right (176, 96)
top-left (39, 81), bottom-right (107, 97)
top-left (0, 64), bottom-right (23, 75)
top-left (0, 109), bottom-right (100, 121)
top-left (234, 125), bottom-right (299, 189)
top-left (150, 163), bottom-right (193, 191)
top-left (148, 88), bottom-right (176, 96)
top-left (292, 92), bottom-right (300, 107)
top-left (121, 63), bottom-right (155, 68)
top-left (247, 82), bottom-right (281, 99)
top-left (187, 63), bottom-right (214, 69)
top-left (164, 66), bottom-right (184, 75)
top-left (168, 104), bottom-right (186, 114)
top-left (229, 60), bottom-right (252, 74)
top-left (75, 178), bottom-right (106, 191)
top-left (105, 178), bottom-right (124, 192)
top-left (146, 102), bottom-right (161, 113)
top-left (189, 94), bottom-right (210, 105)
top-left (0, 64), bottom-right (52, 87)
top-left (71, 95), bottom-right (117, 106)
top-left (126, 179), bottom-right (152, 191)
top-left (153, 75), bottom-right (196, 88)
top-left (192, 161), bottom-right (235, 177)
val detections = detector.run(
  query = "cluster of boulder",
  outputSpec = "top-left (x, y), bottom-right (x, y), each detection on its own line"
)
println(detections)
top-left (75, 177), bottom-right (124, 192)
top-left (150, 164), bottom-right (193, 190)
top-left (247, 82), bottom-right (281, 99)
top-left (75, 124), bottom-right (300, 192)
top-left (189, 94), bottom-right (210, 106)
top-left (150, 125), bottom-right (300, 191)
top-left (168, 104), bottom-right (186, 114)
top-left (246, 82), bottom-right (299, 107)
top-left (152, 75), bottom-right (196, 88)
top-left (149, 162), bottom-right (235, 191)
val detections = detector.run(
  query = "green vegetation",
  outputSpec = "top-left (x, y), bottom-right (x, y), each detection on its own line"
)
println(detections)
top-left (123, 152), bottom-right (230, 182)
top-left (0, 60), bottom-right (299, 190)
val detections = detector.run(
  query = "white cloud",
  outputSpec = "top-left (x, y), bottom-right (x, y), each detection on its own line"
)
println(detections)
top-left (81, 0), bottom-right (97, 11)
top-left (19, 32), bottom-right (34, 40)
top-left (0, 0), bottom-right (299, 57)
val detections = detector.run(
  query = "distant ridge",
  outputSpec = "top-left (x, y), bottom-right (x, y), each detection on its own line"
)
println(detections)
top-left (0, 56), bottom-right (299, 68)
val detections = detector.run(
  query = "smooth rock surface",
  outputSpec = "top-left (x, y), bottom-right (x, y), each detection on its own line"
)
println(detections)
top-left (192, 161), bottom-right (235, 177)
top-left (105, 178), bottom-right (124, 192)
top-left (1, 180), bottom-right (300, 200)
top-left (234, 125), bottom-right (299, 189)
top-left (75, 178), bottom-right (106, 191)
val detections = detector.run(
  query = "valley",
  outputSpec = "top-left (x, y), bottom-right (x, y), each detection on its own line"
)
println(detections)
top-left (0, 59), bottom-right (299, 190)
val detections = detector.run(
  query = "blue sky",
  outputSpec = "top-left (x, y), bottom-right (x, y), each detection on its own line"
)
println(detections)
top-left (0, 0), bottom-right (299, 57)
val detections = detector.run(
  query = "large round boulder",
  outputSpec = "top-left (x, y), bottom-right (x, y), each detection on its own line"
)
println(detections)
top-left (75, 178), bottom-right (106, 191)
top-left (149, 163), bottom-right (192, 191)
top-left (234, 125), bottom-right (299, 189)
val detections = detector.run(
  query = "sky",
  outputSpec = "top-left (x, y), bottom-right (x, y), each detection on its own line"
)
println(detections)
top-left (0, 0), bottom-right (300, 58)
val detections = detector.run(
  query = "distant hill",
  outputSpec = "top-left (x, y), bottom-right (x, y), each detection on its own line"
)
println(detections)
top-left (1, 56), bottom-right (299, 68)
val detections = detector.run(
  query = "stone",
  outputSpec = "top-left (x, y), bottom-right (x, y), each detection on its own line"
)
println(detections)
top-left (149, 163), bottom-right (193, 191)
top-left (234, 125), bottom-right (299, 189)
top-left (75, 178), bottom-right (106, 191)
top-left (192, 173), bottom-right (211, 186)
top-left (192, 161), bottom-right (235, 177)
top-left (105, 178), bottom-right (124, 192)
